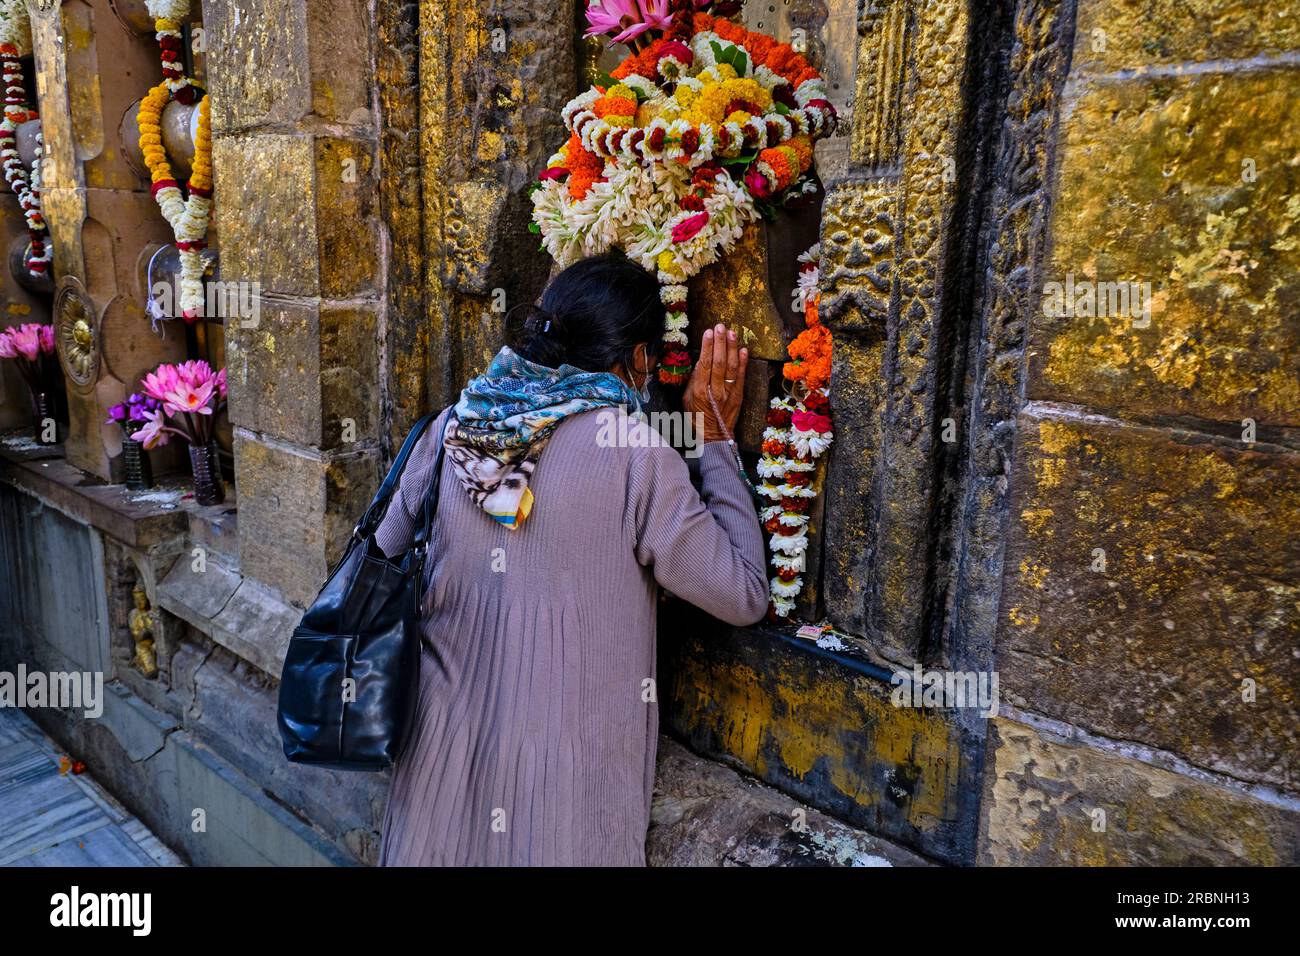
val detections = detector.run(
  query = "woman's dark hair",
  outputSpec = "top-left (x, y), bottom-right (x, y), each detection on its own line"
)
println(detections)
top-left (506, 252), bottom-right (665, 374)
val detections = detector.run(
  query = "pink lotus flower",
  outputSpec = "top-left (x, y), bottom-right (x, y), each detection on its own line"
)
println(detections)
top-left (792, 408), bottom-right (832, 435)
top-left (745, 166), bottom-right (773, 199)
top-left (136, 360), bottom-right (227, 445)
top-left (130, 408), bottom-right (172, 450)
top-left (141, 364), bottom-right (182, 405)
top-left (585, 0), bottom-right (672, 45)
top-left (163, 377), bottom-right (216, 416)
top-left (38, 324), bottom-right (54, 354)
top-left (671, 211), bottom-right (709, 243)
top-left (8, 324), bottom-right (42, 361)
top-left (0, 334), bottom-right (14, 359)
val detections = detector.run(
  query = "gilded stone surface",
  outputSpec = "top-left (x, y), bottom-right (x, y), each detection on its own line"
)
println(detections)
top-left (204, 0), bottom-right (312, 133)
top-left (999, 409), bottom-right (1299, 789)
top-left (1034, 69), bottom-right (1300, 425)
top-left (850, 0), bottom-right (907, 169)
top-left (1073, 0), bottom-right (1300, 72)
top-left (315, 137), bottom-right (379, 299)
top-left (30, 5), bottom-right (87, 281)
top-left (234, 432), bottom-right (379, 608)
top-left (688, 222), bottom-right (786, 362)
top-left (211, 133), bottom-right (319, 296)
top-left (944, 0), bottom-right (1074, 670)
top-left (820, 333), bottom-right (884, 634)
top-left (819, 177), bottom-right (894, 332)
top-left (981, 718), bottom-right (1298, 866)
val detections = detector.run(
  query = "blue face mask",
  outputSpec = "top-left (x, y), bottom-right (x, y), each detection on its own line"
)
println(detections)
top-left (633, 366), bottom-right (652, 408)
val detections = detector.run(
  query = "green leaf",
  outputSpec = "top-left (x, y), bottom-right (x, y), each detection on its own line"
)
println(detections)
top-left (774, 101), bottom-right (790, 115)
top-left (528, 221), bottom-right (541, 234)
top-left (720, 151), bottom-right (757, 166)
top-left (595, 72), bottom-right (617, 89)
top-left (734, 50), bottom-right (748, 76)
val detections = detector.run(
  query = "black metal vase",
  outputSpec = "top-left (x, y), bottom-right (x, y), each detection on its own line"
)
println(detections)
top-left (187, 440), bottom-right (225, 506)
top-left (29, 389), bottom-right (57, 445)
top-left (122, 420), bottom-right (154, 491)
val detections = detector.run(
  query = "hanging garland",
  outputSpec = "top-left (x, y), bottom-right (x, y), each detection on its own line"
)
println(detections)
top-left (532, 1), bottom-right (837, 384)
top-left (0, 1), bottom-right (50, 278)
top-left (758, 243), bottom-right (833, 619)
top-left (138, 0), bottom-right (212, 320)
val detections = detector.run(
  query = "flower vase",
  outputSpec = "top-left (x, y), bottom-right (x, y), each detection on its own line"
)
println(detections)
top-left (187, 441), bottom-right (225, 506)
top-left (122, 420), bottom-right (155, 491)
top-left (29, 389), bottom-right (57, 445)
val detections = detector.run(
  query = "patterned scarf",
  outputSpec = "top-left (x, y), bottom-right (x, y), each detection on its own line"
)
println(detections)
top-left (445, 346), bottom-right (640, 530)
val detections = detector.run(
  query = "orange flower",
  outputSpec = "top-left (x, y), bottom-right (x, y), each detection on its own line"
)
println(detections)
top-left (562, 133), bottom-right (605, 200)
top-left (784, 323), bottom-right (832, 391)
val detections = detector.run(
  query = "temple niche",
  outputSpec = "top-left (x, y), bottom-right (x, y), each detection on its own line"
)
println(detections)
top-left (20, 0), bottom-right (225, 483)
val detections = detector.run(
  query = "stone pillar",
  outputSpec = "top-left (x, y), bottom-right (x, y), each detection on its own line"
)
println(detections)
top-left (206, 0), bottom-right (383, 607)
top-left (818, 0), bottom-right (972, 662)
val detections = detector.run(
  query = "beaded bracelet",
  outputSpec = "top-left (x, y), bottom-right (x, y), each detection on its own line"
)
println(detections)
top-left (705, 383), bottom-right (758, 500)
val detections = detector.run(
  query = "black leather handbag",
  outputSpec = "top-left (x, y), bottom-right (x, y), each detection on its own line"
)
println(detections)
top-left (277, 412), bottom-right (448, 770)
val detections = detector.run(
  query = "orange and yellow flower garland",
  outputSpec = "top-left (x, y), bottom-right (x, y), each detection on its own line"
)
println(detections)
top-left (533, 0), bottom-right (837, 385)
top-left (138, 1), bottom-right (212, 320)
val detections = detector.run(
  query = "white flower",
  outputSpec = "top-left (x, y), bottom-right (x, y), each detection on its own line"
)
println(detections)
top-left (773, 551), bottom-right (806, 572)
top-left (769, 530), bottom-right (809, 555)
top-left (778, 512), bottom-right (810, 529)
top-left (790, 426), bottom-right (833, 458)
top-left (757, 456), bottom-right (787, 478)
top-left (770, 575), bottom-right (802, 598)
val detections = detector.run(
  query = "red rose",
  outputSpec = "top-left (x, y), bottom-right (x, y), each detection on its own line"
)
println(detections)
top-left (792, 409), bottom-right (832, 434)
top-left (745, 167), bottom-right (772, 199)
top-left (671, 212), bottom-right (709, 243)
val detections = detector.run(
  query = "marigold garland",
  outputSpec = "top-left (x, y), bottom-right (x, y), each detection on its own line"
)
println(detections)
top-left (533, 0), bottom-right (837, 384)
top-left (0, 2), bottom-right (50, 278)
top-left (138, 0), bottom-right (211, 320)
top-left (757, 243), bottom-right (833, 619)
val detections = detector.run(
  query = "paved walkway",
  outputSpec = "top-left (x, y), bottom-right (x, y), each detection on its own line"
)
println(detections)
top-left (0, 707), bottom-right (183, 866)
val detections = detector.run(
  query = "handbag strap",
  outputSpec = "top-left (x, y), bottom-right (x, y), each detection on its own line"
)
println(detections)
top-left (411, 419), bottom-right (452, 552)
top-left (354, 410), bottom-right (450, 540)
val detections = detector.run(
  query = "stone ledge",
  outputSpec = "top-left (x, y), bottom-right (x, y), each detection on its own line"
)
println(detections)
top-left (0, 432), bottom-right (234, 553)
top-left (650, 737), bottom-right (933, 866)
top-left (157, 553), bottom-right (300, 678)
top-left (661, 604), bottom-right (983, 865)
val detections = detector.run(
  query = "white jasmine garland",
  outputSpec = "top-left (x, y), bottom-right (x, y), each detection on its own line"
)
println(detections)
top-left (770, 529), bottom-right (809, 556)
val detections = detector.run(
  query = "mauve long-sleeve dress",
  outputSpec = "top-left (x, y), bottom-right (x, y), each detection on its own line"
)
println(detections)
top-left (373, 406), bottom-right (768, 866)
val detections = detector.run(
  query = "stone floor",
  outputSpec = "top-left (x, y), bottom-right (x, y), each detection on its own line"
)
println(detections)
top-left (0, 707), bottom-right (183, 867)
